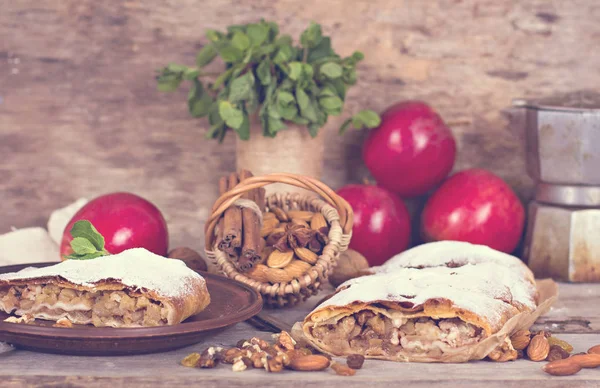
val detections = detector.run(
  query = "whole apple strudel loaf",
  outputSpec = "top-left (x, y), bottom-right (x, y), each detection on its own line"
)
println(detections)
top-left (302, 241), bottom-right (538, 361)
top-left (0, 248), bottom-right (210, 327)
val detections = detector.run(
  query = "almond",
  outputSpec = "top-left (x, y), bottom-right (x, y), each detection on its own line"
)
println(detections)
top-left (295, 247), bottom-right (318, 264)
top-left (588, 344), bottom-right (600, 354)
top-left (246, 264), bottom-right (270, 283)
top-left (331, 361), bottom-right (356, 376)
top-left (283, 260), bottom-right (312, 278)
top-left (265, 267), bottom-right (294, 283)
top-left (310, 213), bottom-right (328, 231)
top-left (267, 250), bottom-right (294, 269)
top-left (288, 355), bottom-right (330, 371)
top-left (263, 212), bottom-right (277, 222)
top-left (569, 353), bottom-right (600, 368)
top-left (510, 329), bottom-right (531, 350)
top-left (271, 207), bottom-right (289, 222)
top-left (287, 210), bottom-right (314, 222)
top-left (527, 333), bottom-right (550, 361)
top-left (260, 218), bottom-right (279, 237)
top-left (543, 358), bottom-right (581, 376)
top-left (260, 247), bottom-right (273, 264)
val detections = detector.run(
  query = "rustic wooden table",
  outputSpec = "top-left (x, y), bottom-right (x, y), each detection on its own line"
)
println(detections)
top-left (0, 282), bottom-right (598, 387)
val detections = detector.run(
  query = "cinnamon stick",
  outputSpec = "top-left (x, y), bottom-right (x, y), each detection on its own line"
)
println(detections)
top-left (238, 170), bottom-right (262, 272)
top-left (220, 173), bottom-right (242, 259)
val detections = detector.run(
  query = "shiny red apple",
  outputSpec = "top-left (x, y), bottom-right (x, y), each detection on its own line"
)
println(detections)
top-left (362, 101), bottom-right (456, 198)
top-left (337, 184), bottom-right (411, 266)
top-left (60, 192), bottom-right (169, 259)
top-left (420, 168), bottom-right (525, 253)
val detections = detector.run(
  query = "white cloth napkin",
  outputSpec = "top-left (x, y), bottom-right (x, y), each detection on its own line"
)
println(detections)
top-left (0, 198), bottom-right (87, 353)
top-left (0, 198), bottom-right (88, 266)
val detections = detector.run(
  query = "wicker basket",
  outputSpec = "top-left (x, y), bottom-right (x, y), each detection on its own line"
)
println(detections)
top-left (205, 173), bottom-right (353, 308)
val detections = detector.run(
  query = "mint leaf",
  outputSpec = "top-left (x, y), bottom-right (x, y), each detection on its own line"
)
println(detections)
top-left (157, 77), bottom-right (182, 92)
top-left (229, 72), bottom-right (255, 103)
top-left (339, 118), bottom-right (353, 134)
top-left (354, 109), bottom-right (381, 128)
top-left (256, 60), bottom-right (272, 85)
top-left (308, 123), bottom-right (320, 138)
top-left (277, 90), bottom-right (297, 120)
top-left (288, 62), bottom-right (303, 80)
top-left (296, 88), bottom-right (310, 110)
top-left (156, 67), bottom-right (183, 92)
top-left (330, 78), bottom-right (346, 99)
top-left (302, 63), bottom-right (314, 79)
top-left (196, 44), bottom-right (217, 67)
top-left (66, 251), bottom-right (107, 261)
top-left (320, 62), bottom-right (343, 78)
top-left (296, 88), bottom-right (318, 122)
top-left (70, 220), bottom-right (105, 251)
top-left (319, 96), bottom-right (342, 115)
top-left (291, 116), bottom-right (309, 125)
top-left (235, 111), bottom-right (250, 140)
top-left (206, 29), bottom-right (223, 42)
top-left (65, 220), bottom-right (109, 260)
top-left (219, 101), bottom-right (244, 129)
top-left (218, 45), bottom-right (243, 63)
top-left (70, 237), bottom-right (97, 255)
top-left (300, 22), bottom-right (323, 48)
top-left (247, 24), bottom-right (268, 47)
top-left (277, 90), bottom-right (295, 105)
top-left (231, 32), bottom-right (251, 51)
top-left (268, 116), bottom-right (286, 135)
top-left (183, 68), bottom-right (200, 80)
top-left (307, 37), bottom-right (334, 63)
top-left (343, 68), bottom-right (357, 84)
top-left (273, 44), bottom-right (293, 64)
top-left (167, 63), bottom-right (188, 73)
top-left (188, 79), bottom-right (213, 117)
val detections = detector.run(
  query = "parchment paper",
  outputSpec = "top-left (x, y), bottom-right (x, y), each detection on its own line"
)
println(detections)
top-left (291, 278), bottom-right (558, 363)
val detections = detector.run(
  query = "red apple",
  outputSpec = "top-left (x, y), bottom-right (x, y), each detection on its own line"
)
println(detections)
top-left (60, 192), bottom-right (169, 259)
top-left (362, 101), bottom-right (456, 198)
top-left (337, 184), bottom-right (411, 266)
top-left (420, 168), bottom-right (525, 253)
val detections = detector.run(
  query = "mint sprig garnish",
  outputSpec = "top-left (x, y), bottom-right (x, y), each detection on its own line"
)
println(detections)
top-left (155, 20), bottom-right (381, 142)
top-left (65, 220), bottom-right (109, 260)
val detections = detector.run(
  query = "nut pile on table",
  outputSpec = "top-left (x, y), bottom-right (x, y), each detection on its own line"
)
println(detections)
top-left (180, 331), bottom-right (362, 376)
top-left (501, 329), bottom-right (600, 376)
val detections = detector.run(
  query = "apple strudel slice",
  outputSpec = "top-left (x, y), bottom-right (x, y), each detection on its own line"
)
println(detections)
top-left (0, 248), bottom-right (210, 327)
top-left (302, 242), bottom-right (537, 362)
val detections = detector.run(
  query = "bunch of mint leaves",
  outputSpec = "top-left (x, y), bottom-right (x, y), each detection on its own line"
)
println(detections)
top-left (156, 20), bottom-right (381, 142)
top-left (64, 220), bottom-right (109, 260)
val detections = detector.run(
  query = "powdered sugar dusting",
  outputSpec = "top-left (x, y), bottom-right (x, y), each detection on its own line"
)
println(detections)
top-left (375, 241), bottom-right (534, 282)
top-left (318, 266), bottom-right (515, 328)
top-left (0, 248), bottom-right (204, 298)
top-left (311, 241), bottom-right (537, 330)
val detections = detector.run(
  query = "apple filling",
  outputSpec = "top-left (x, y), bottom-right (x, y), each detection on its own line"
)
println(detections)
top-left (310, 310), bottom-right (483, 358)
top-left (0, 284), bottom-right (169, 327)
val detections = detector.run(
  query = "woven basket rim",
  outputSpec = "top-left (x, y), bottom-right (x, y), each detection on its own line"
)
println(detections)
top-left (204, 173), bottom-right (353, 307)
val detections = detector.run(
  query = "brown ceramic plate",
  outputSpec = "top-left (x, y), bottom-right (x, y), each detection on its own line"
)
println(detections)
top-left (0, 262), bottom-right (262, 356)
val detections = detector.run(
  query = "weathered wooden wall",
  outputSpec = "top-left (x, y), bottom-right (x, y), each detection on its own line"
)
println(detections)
top-left (2, 0), bottom-right (599, 252)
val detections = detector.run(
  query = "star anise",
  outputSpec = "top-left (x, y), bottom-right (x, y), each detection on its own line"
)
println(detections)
top-left (273, 224), bottom-right (315, 252)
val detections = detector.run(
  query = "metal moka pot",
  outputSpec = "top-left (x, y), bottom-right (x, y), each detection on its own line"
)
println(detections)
top-left (517, 90), bottom-right (600, 282)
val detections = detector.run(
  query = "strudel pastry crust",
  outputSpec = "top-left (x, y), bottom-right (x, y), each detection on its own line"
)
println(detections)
top-left (302, 241), bottom-right (537, 362)
top-left (0, 248), bottom-right (210, 327)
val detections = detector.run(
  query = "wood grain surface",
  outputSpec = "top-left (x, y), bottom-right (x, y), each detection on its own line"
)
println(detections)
top-left (2, 0), bottom-right (600, 253)
top-left (0, 283), bottom-right (599, 387)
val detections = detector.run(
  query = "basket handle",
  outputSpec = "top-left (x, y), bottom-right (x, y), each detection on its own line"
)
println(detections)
top-left (204, 173), bottom-right (354, 249)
